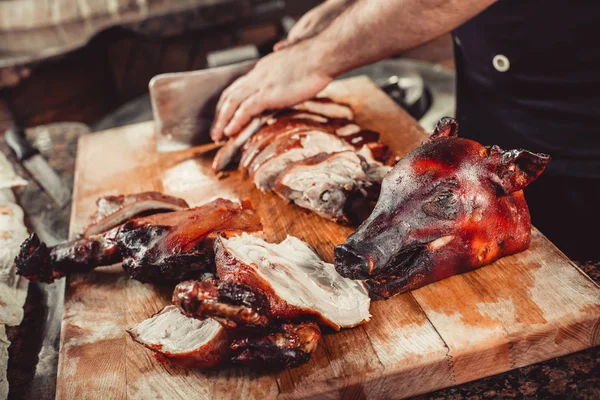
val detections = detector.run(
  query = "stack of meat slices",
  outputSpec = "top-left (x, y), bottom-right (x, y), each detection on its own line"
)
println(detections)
top-left (129, 233), bottom-right (371, 369)
top-left (212, 98), bottom-right (393, 222)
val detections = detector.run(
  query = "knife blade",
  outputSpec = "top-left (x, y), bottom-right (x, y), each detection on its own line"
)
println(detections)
top-left (150, 60), bottom-right (255, 153)
top-left (5, 125), bottom-right (71, 207)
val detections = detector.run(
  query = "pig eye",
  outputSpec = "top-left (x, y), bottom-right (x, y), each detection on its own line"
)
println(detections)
top-left (422, 188), bottom-right (458, 219)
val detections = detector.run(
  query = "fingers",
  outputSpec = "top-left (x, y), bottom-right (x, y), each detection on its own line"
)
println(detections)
top-left (273, 39), bottom-right (291, 52)
top-left (224, 93), bottom-right (268, 137)
top-left (211, 77), bottom-right (255, 141)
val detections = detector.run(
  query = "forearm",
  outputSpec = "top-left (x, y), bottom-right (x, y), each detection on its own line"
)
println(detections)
top-left (311, 0), bottom-right (496, 77)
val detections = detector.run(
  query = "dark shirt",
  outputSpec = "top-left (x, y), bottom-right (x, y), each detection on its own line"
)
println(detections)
top-left (453, 0), bottom-right (600, 178)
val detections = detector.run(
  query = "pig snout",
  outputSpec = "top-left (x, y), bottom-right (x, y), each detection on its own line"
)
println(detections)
top-left (334, 243), bottom-right (373, 280)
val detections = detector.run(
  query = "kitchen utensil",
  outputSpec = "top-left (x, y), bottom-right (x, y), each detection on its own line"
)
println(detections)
top-left (5, 125), bottom-right (71, 207)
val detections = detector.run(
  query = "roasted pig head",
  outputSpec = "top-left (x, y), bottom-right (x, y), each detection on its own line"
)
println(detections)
top-left (334, 117), bottom-right (550, 298)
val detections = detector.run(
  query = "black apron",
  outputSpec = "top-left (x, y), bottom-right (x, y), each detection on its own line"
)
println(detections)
top-left (453, 0), bottom-right (600, 260)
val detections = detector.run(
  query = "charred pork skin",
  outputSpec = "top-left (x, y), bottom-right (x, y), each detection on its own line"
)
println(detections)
top-left (335, 117), bottom-right (550, 298)
top-left (213, 233), bottom-right (371, 330)
top-left (127, 305), bottom-right (229, 369)
top-left (273, 151), bottom-right (391, 222)
top-left (16, 199), bottom-right (262, 284)
top-left (84, 192), bottom-right (189, 237)
top-left (230, 321), bottom-right (321, 369)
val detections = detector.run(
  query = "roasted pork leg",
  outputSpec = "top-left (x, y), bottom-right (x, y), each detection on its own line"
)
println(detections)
top-left (16, 198), bottom-right (262, 284)
top-left (84, 191), bottom-right (189, 237)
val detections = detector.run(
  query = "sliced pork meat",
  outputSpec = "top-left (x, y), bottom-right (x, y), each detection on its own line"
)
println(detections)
top-left (16, 198), bottom-right (262, 284)
top-left (292, 97), bottom-right (354, 120)
top-left (127, 305), bottom-right (228, 368)
top-left (249, 131), bottom-right (356, 192)
top-left (230, 321), bottom-right (321, 369)
top-left (84, 192), bottom-right (189, 237)
top-left (214, 233), bottom-right (371, 330)
top-left (239, 112), bottom-right (359, 173)
top-left (173, 280), bottom-right (271, 329)
top-left (212, 114), bottom-right (273, 173)
top-left (273, 151), bottom-right (391, 222)
top-left (214, 106), bottom-right (357, 173)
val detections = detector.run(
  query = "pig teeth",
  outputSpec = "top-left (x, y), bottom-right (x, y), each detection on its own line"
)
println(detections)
top-left (427, 235), bottom-right (455, 251)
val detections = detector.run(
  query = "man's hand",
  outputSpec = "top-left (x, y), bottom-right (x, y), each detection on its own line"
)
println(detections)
top-left (211, 0), bottom-right (496, 141)
top-left (274, 0), bottom-right (353, 52)
top-left (210, 44), bottom-right (333, 141)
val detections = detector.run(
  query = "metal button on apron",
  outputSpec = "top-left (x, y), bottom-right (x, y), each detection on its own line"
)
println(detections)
top-left (493, 54), bottom-right (510, 72)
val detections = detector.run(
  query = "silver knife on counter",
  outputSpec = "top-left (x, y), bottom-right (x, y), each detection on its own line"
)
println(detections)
top-left (5, 125), bottom-right (71, 207)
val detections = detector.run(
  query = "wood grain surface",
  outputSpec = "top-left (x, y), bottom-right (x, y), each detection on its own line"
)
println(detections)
top-left (56, 77), bottom-right (600, 400)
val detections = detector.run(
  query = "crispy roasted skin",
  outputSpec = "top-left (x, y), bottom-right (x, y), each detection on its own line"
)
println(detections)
top-left (172, 279), bottom-right (271, 329)
top-left (230, 321), bottom-right (321, 369)
top-left (15, 198), bottom-right (262, 284)
top-left (335, 117), bottom-right (550, 298)
top-left (16, 228), bottom-right (121, 283)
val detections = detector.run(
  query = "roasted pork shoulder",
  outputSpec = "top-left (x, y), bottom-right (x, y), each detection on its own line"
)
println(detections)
top-left (210, 233), bottom-right (371, 330)
top-left (16, 198), bottom-right (262, 284)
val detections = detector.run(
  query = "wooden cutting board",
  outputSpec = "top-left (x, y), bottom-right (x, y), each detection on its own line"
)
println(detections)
top-left (56, 76), bottom-right (600, 400)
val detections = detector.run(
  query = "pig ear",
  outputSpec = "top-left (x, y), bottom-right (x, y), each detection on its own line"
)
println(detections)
top-left (425, 117), bottom-right (459, 143)
top-left (493, 148), bottom-right (551, 194)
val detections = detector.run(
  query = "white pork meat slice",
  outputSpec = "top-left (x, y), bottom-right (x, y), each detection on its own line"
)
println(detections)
top-left (273, 151), bottom-right (391, 222)
top-left (239, 112), bottom-right (359, 173)
top-left (215, 233), bottom-right (371, 330)
top-left (212, 114), bottom-right (274, 173)
top-left (250, 130), bottom-right (355, 192)
top-left (127, 305), bottom-right (228, 368)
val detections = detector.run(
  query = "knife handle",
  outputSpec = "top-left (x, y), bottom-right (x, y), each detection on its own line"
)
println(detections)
top-left (5, 126), bottom-right (38, 161)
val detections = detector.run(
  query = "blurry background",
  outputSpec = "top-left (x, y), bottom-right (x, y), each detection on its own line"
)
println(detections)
top-left (0, 0), bottom-right (454, 134)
